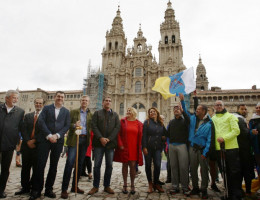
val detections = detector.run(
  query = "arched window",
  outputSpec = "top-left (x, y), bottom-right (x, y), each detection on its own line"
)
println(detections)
top-left (201, 86), bottom-right (205, 91)
top-left (120, 85), bottom-right (124, 93)
top-left (132, 104), bottom-right (137, 109)
top-left (172, 35), bottom-right (175, 43)
top-left (152, 102), bottom-right (157, 108)
top-left (135, 81), bottom-right (141, 93)
top-left (109, 42), bottom-right (112, 50)
top-left (130, 61), bottom-right (134, 68)
top-left (137, 44), bottom-right (142, 52)
top-left (115, 41), bottom-right (118, 50)
top-left (144, 60), bottom-right (148, 66)
top-left (139, 103), bottom-right (145, 109)
top-left (165, 36), bottom-right (168, 44)
top-left (120, 103), bottom-right (124, 115)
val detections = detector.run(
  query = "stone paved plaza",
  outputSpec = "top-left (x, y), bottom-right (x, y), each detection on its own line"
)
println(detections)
top-left (4, 153), bottom-right (225, 200)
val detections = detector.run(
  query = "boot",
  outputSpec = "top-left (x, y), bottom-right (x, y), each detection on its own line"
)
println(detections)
top-left (147, 182), bottom-right (153, 193)
top-left (154, 184), bottom-right (164, 193)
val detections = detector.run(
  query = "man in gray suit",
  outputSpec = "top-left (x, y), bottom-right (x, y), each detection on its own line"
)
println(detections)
top-left (0, 90), bottom-right (24, 198)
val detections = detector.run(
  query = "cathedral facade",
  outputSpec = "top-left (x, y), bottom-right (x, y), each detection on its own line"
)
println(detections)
top-left (99, 1), bottom-right (186, 123)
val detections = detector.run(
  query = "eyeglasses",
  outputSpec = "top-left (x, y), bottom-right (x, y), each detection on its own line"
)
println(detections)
top-left (215, 104), bottom-right (223, 107)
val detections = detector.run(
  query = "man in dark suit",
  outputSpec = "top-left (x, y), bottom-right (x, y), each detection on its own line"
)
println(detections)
top-left (0, 90), bottom-right (24, 198)
top-left (29, 91), bottom-right (70, 200)
top-left (15, 97), bottom-right (44, 196)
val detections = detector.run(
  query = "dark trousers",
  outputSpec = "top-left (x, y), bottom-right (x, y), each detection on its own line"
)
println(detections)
top-left (239, 150), bottom-right (254, 193)
top-left (82, 156), bottom-right (92, 174)
top-left (144, 148), bottom-right (162, 184)
top-left (166, 152), bottom-right (171, 181)
top-left (21, 144), bottom-right (38, 190)
top-left (0, 150), bottom-right (14, 193)
top-left (93, 147), bottom-right (114, 188)
top-left (217, 148), bottom-right (242, 200)
top-left (32, 142), bottom-right (63, 193)
top-left (61, 137), bottom-right (87, 191)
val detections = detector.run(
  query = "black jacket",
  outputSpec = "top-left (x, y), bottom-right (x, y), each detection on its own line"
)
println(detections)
top-left (166, 111), bottom-right (190, 144)
top-left (0, 103), bottom-right (24, 151)
top-left (21, 112), bottom-right (40, 152)
top-left (92, 109), bottom-right (120, 149)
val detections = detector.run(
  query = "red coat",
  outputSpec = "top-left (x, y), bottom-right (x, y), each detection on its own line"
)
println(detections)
top-left (114, 118), bottom-right (143, 166)
top-left (86, 131), bottom-right (93, 157)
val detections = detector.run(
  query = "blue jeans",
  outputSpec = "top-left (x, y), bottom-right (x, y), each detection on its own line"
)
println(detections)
top-left (144, 148), bottom-right (162, 184)
top-left (93, 147), bottom-right (114, 188)
top-left (61, 137), bottom-right (87, 191)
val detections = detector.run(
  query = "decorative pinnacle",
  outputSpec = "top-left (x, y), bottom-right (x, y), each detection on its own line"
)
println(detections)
top-left (139, 23), bottom-right (142, 31)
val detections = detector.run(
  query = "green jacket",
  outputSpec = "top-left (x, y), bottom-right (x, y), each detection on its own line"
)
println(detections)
top-left (66, 108), bottom-right (93, 147)
top-left (212, 111), bottom-right (240, 150)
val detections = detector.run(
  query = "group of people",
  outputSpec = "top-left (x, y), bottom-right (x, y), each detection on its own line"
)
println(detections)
top-left (0, 89), bottom-right (259, 200)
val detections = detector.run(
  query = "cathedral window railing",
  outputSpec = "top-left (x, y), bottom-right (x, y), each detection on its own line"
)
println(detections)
top-left (135, 81), bottom-right (141, 93)
top-left (120, 103), bottom-right (124, 115)
top-left (135, 68), bottom-right (142, 77)
top-left (120, 86), bottom-right (124, 94)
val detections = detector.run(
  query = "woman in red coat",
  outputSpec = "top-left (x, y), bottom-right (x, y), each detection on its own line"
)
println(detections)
top-left (114, 107), bottom-right (143, 195)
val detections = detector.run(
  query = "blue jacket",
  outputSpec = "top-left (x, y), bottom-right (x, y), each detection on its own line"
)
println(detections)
top-left (181, 100), bottom-right (213, 157)
top-left (37, 104), bottom-right (70, 144)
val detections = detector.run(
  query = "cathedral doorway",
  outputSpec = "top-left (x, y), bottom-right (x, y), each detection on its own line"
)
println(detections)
top-left (132, 103), bottom-right (146, 123)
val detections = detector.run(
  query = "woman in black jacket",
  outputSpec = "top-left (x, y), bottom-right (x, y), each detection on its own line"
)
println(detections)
top-left (142, 107), bottom-right (166, 193)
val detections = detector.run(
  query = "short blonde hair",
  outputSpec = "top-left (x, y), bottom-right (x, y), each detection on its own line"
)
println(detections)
top-left (127, 107), bottom-right (137, 119)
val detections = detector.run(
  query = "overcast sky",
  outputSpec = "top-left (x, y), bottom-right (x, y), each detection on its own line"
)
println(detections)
top-left (0, 0), bottom-right (259, 92)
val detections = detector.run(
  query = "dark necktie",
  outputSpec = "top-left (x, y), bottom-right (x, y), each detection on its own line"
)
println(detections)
top-left (30, 112), bottom-right (38, 139)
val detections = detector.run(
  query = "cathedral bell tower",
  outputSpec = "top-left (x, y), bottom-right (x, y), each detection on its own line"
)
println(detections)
top-left (101, 6), bottom-right (127, 75)
top-left (158, 1), bottom-right (185, 74)
top-left (196, 56), bottom-right (209, 91)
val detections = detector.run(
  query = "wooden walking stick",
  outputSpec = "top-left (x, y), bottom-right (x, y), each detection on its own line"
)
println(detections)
top-left (75, 126), bottom-right (82, 194)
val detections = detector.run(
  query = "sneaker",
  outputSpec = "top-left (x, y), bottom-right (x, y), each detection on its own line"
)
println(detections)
top-left (170, 188), bottom-right (180, 195)
top-left (211, 183), bottom-right (221, 192)
top-left (189, 188), bottom-right (200, 196)
top-left (104, 187), bottom-right (114, 194)
top-left (202, 190), bottom-right (208, 199)
top-left (44, 190), bottom-right (56, 198)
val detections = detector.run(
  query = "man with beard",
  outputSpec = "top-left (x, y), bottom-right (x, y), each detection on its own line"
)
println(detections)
top-left (0, 90), bottom-right (24, 198)
top-left (180, 93), bottom-right (213, 199)
top-left (234, 104), bottom-right (254, 196)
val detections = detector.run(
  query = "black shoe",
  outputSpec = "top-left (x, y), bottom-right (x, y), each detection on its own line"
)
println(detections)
top-left (44, 190), bottom-right (56, 198)
top-left (29, 191), bottom-right (40, 200)
top-left (202, 190), bottom-right (208, 199)
top-left (15, 188), bottom-right (30, 195)
top-left (158, 180), bottom-right (165, 185)
top-left (211, 183), bottom-right (221, 192)
top-left (0, 192), bottom-right (6, 199)
top-left (189, 188), bottom-right (200, 196)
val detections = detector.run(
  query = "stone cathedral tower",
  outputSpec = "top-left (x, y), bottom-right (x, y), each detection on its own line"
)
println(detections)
top-left (98, 1), bottom-right (187, 124)
top-left (196, 56), bottom-right (209, 91)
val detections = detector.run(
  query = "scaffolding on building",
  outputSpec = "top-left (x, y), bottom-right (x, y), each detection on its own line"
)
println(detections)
top-left (96, 73), bottom-right (104, 110)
